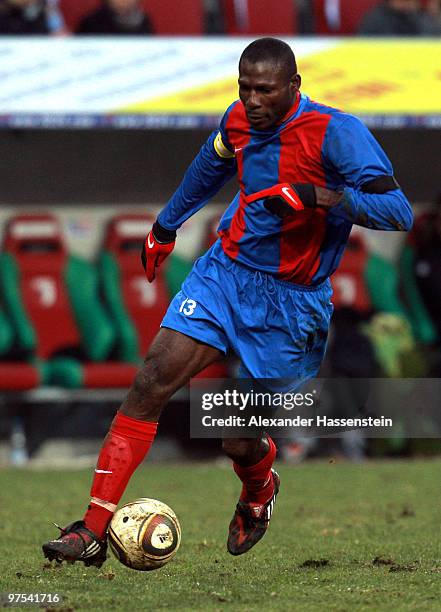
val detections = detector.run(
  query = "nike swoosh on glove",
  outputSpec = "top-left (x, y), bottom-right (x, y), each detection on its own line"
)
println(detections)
top-left (244, 183), bottom-right (316, 219)
top-left (141, 221), bottom-right (176, 283)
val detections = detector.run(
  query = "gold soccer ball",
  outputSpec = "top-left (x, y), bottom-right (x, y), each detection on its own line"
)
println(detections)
top-left (108, 498), bottom-right (181, 571)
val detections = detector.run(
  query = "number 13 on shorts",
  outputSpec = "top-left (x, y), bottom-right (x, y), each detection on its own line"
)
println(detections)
top-left (179, 298), bottom-right (197, 316)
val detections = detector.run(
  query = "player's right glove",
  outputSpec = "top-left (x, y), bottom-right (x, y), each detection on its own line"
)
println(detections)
top-left (141, 221), bottom-right (176, 283)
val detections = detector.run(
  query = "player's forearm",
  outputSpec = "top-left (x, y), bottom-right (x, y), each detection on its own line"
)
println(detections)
top-left (326, 188), bottom-right (414, 231)
top-left (158, 132), bottom-right (237, 231)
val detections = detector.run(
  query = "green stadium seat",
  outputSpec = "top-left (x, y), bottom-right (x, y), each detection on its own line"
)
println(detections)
top-left (0, 307), bottom-right (42, 391)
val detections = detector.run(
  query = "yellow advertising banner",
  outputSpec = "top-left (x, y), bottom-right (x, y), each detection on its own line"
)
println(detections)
top-left (123, 41), bottom-right (441, 116)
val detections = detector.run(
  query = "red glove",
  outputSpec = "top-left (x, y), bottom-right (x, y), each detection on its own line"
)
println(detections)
top-left (245, 183), bottom-right (343, 217)
top-left (245, 183), bottom-right (306, 208)
top-left (141, 221), bottom-right (176, 283)
top-left (244, 183), bottom-right (314, 219)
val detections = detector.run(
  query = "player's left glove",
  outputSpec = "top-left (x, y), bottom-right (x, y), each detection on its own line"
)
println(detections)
top-left (244, 183), bottom-right (310, 218)
top-left (245, 183), bottom-right (343, 219)
top-left (141, 221), bottom-right (176, 283)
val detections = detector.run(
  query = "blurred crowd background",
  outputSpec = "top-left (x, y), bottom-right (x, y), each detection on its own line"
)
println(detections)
top-left (0, 0), bottom-right (440, 36)
top-left (0, 0), bottom-right (440, 467)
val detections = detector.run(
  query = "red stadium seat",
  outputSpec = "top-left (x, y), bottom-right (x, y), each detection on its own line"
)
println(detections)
top-left (141, 0), bottom-right (203, 34)
top-left (1, 214), bottom-right (137, 388)
top-left (331, 233), bottom-right (371, 314)
top-left (60, 0), bottom-right (203, 34)
top-left (223, 0), bottom-right (297, 34)
top-left (3, 215), bottom-right (81, 361)
top-left (101, 213), bottom-right (170, 359)
top-left (313, 0), bottom-right (380, 34)
top-left (59, 0), bottom-right (100, 32)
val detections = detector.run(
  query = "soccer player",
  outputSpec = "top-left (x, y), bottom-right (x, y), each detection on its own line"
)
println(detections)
top-left (42, 38), bottom-right (413, 566)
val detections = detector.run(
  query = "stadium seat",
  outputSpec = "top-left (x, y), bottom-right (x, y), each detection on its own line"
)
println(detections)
top-left (0, 308), bottom-right (13, 358)
top-left (99, 213), bottom-right (170, 361)
top-left (223, 0), bottom-right (297, 34)
top-left (0, 214), bottom-right (137, 388)
top-left (331, 233), bottom-right (372, 314)
top-left (331, 231), bottom-right (412, 324)
top-left (0, 308), bottom-right (41, 391)
top-left (60, 0), bottom-right (203, 34)
top-left (313, 0), bottom-right (380, 34)
top-left (141, 0), bottom-right (203, 34)
top-left (59, 0), bottom-right (100, 32)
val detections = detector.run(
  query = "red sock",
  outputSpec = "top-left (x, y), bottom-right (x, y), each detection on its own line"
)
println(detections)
top-left (83, 412), bottom-right (158, 538)
top-left (233, 436), bottom-right (277, 505)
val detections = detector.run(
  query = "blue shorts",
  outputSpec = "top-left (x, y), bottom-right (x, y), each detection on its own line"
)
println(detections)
top-left (161, 241), bottom-right (333, 381)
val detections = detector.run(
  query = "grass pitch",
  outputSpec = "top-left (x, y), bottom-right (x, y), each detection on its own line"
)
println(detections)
top-left (1, 459), bottom-right (441, 611)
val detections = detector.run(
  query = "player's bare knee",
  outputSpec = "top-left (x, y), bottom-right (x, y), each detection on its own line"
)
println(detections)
top-left (121, 358), bottom-right (168, 420)
top-left (132, 361), bottom-right (157, 394)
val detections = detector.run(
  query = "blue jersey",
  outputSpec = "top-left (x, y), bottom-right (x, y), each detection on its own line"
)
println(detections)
top-left (159, 92), bottom-right (413, 286)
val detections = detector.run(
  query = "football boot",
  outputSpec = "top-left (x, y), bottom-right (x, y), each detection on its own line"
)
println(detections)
top-left (227, 469), bottom-right (280, 556)
top-left (42, 520), bottom-right (107, 567)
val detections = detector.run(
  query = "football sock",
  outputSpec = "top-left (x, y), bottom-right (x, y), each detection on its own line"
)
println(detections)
top-left (233, 436), bottom-right (277, 505)
top-left (83, 412), bottom-right (158, 539)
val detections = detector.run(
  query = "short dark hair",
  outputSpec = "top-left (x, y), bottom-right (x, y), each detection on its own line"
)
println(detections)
top-left (239, 37), bottom-right (297, 78)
